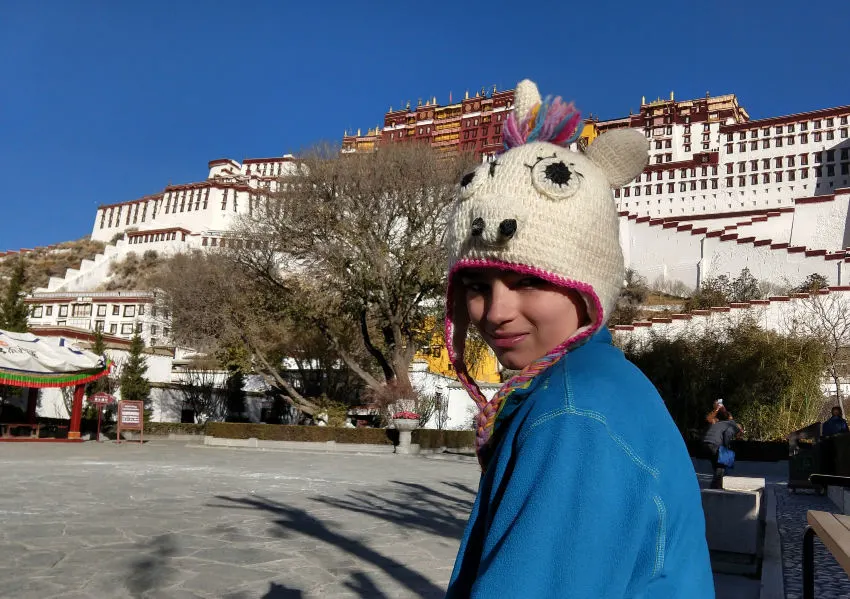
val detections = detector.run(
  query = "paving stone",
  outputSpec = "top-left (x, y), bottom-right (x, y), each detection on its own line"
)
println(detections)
top-left (776, 486), bottom-right (850, 598)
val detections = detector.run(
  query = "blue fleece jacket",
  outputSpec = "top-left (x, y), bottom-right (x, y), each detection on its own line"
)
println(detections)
top-left (446, 328), bottom-right (713, 598)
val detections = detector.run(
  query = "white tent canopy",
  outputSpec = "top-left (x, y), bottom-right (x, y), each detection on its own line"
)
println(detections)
top-left (0, 329), bottom-right (108, 388)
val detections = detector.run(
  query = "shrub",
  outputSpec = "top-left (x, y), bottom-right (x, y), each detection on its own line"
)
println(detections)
top-left (145, 422), bottom-right (205, 436)
top-left (412, 429), bottom-right (475, 449)
top-left (620, 316), bottom-right (826, 441)
top-left (205, 422), bottom-right (397, 445)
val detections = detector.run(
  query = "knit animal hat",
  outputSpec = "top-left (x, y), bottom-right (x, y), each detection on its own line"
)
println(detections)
top-left (445, 79), bottom-right (648, 460)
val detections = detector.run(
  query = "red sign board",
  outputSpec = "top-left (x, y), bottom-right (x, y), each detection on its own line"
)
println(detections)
top-left (88, 393), bottom-right (116, 405)
top-left (116, 400), bottom-right (144, 444)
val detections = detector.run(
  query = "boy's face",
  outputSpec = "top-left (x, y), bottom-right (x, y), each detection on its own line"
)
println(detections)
top-left (460, 268), bottom-right (587, 370)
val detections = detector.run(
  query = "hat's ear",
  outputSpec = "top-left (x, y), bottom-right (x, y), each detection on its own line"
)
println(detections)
top-left (513, 79), bottom-right (542, 123)
top-left (584, 129), bottom-right (649, 188)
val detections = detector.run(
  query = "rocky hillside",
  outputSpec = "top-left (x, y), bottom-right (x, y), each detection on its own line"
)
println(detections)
top-left (0, 238), bottom-right (106, 295)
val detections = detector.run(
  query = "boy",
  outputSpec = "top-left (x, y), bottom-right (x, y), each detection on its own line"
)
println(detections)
top-left (443, 80), bottom-right (713, 598)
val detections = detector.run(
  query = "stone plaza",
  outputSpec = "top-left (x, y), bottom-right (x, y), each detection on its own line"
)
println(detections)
top-left (0, 443), bottom-right (479, 598)
top-left (0, 441), bottom-right (846, 598)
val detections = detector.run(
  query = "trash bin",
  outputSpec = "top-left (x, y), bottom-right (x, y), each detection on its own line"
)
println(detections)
top-left (788, 422), bottom-right (825, 494)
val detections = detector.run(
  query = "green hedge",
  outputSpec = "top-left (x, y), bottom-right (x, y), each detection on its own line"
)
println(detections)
top-left (412, 429), bottom-right (475, 449)
top-left (205, 422), bottom-right (398, 445)
top-left (145, 422), bottom-right (206, 436)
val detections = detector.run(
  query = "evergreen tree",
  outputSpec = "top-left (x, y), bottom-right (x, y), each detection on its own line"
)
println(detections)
top-left (119, 333), bottom-right (150, 410)
top-left (0, 259), bottom-right (29, 332)
top-left (224, 365), bottom-right (246, 421)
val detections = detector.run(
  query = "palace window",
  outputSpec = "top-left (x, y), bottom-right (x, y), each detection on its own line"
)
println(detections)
top-left (71, 304), bottom-right (91, 317)
top-left (31, 306), bottom-right (43, 318)
top-left (109, 324), bottom-right (117, 334)
top-left (827, 165), bottom-right (835, 177)
top-left (814, 120), bottom-right (822, 129)
top-left (738, 162), bottom-right (746, 173)
top-left (726, 164), bottom-right (733, 174)
top-left (750, 174), bottom-right (758, 185)
top-left (726, 144), bottom-right (733, 153)
top-left (788, 170), bottom-right (796, 181)
top-left (827, 150), bottom-right (835, 162)
top-left (738, 176), bottom-right (746, 187)
top-left (763, 139), bottom-right (770, 149)
top-left (775, 157), bottom-right (783, 168)
top-left (776, 126), bottom-right (783, 134)
top-left (711, 179), bottom-right (719, 189)
top-left (800, 133), bottom-right (808, 144)
top-left (788, 156), bottom-right (796, 167)
top-left (827, 118), bottom-right (834, 127)
top-left (776, 171), bottom-right (783, 182)
top-left (827, 130), bottom-right (835, 140)
top-left (750, 160), bottom-right (758, 171)
top-left (776, 137), bottom-right (783, 147)
top-left (97, 304), bottom-right (107, 316)
top-left (801, 153), bottom-right (809, 165)
top-left (121, 324), bottom-right (134, 335)
top-left (123, 305), bottom-right (135, 317)
top-left (59, 305), bottom-right (68, 317)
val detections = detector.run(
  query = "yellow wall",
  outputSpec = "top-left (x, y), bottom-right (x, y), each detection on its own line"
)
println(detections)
top-left (580, 121), bottom-right (599, 145)
top-left (415, 318), bottom-right (501, 384)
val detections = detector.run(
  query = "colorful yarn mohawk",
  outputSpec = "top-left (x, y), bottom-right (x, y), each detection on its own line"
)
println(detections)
top-left (502, 95), bottom-right (583, 151)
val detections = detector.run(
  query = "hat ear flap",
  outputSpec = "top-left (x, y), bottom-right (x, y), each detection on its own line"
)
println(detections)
top-left (584, 129), bottom-right (649, 188)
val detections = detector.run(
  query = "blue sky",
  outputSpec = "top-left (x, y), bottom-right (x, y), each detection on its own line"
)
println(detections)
top-left (2, 0), bottom-right (848, 250)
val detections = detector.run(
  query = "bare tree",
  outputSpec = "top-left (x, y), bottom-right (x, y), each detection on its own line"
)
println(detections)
top-left (231, 142), bottom-right (473, 402)
top-left (787, 291), bottom-right (850, 415)
top-left (152, 251), bottom-right (319, 415)
top-left (175, 364), bottom-right (224, 424)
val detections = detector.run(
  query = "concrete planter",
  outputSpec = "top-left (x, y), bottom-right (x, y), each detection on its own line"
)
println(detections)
top-left (392, 419), bottom-right (419, 455)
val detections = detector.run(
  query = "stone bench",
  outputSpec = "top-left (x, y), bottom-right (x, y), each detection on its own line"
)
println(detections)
top-left (701, 477), bottom-right (766, 574)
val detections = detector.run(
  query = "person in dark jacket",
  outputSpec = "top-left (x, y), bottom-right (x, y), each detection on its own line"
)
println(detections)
top-left (822, 406), bottom-right (849, 437)
top-left (703, 409), bottom-right (742, 489)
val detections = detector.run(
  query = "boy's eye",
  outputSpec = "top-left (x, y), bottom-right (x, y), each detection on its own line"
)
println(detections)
top-left (463, 281), bottom-right (489, 294)
top-left (514, 277), bottom-right (545, 288)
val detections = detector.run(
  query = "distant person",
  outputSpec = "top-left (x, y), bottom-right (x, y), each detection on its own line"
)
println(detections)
top-left (703, 408), bottom-right (742, 489)
top-left (442, 78), bottom-right (713, 598)
top-left (822, 406), bottom-right (849, 437)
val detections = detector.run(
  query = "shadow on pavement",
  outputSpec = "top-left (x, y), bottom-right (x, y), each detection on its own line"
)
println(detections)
top-left (125, 533), bottom-right (178, 597)
top-left (213, 492), bottom-right (449, 598)
top-left (311, 480), bottom-right (476, 539)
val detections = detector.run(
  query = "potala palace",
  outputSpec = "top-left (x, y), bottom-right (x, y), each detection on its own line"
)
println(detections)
top-left (8, 88), bottom-right (850, 428)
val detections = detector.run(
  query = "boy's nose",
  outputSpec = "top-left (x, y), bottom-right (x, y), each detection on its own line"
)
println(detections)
top-left (486, 281), bottom-right (519, 325)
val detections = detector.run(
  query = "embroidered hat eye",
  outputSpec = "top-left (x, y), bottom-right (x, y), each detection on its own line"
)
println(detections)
top-left (458, 166), bottom-right (486, 199)
top-left (531, 157), bottom-right (582, 200)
